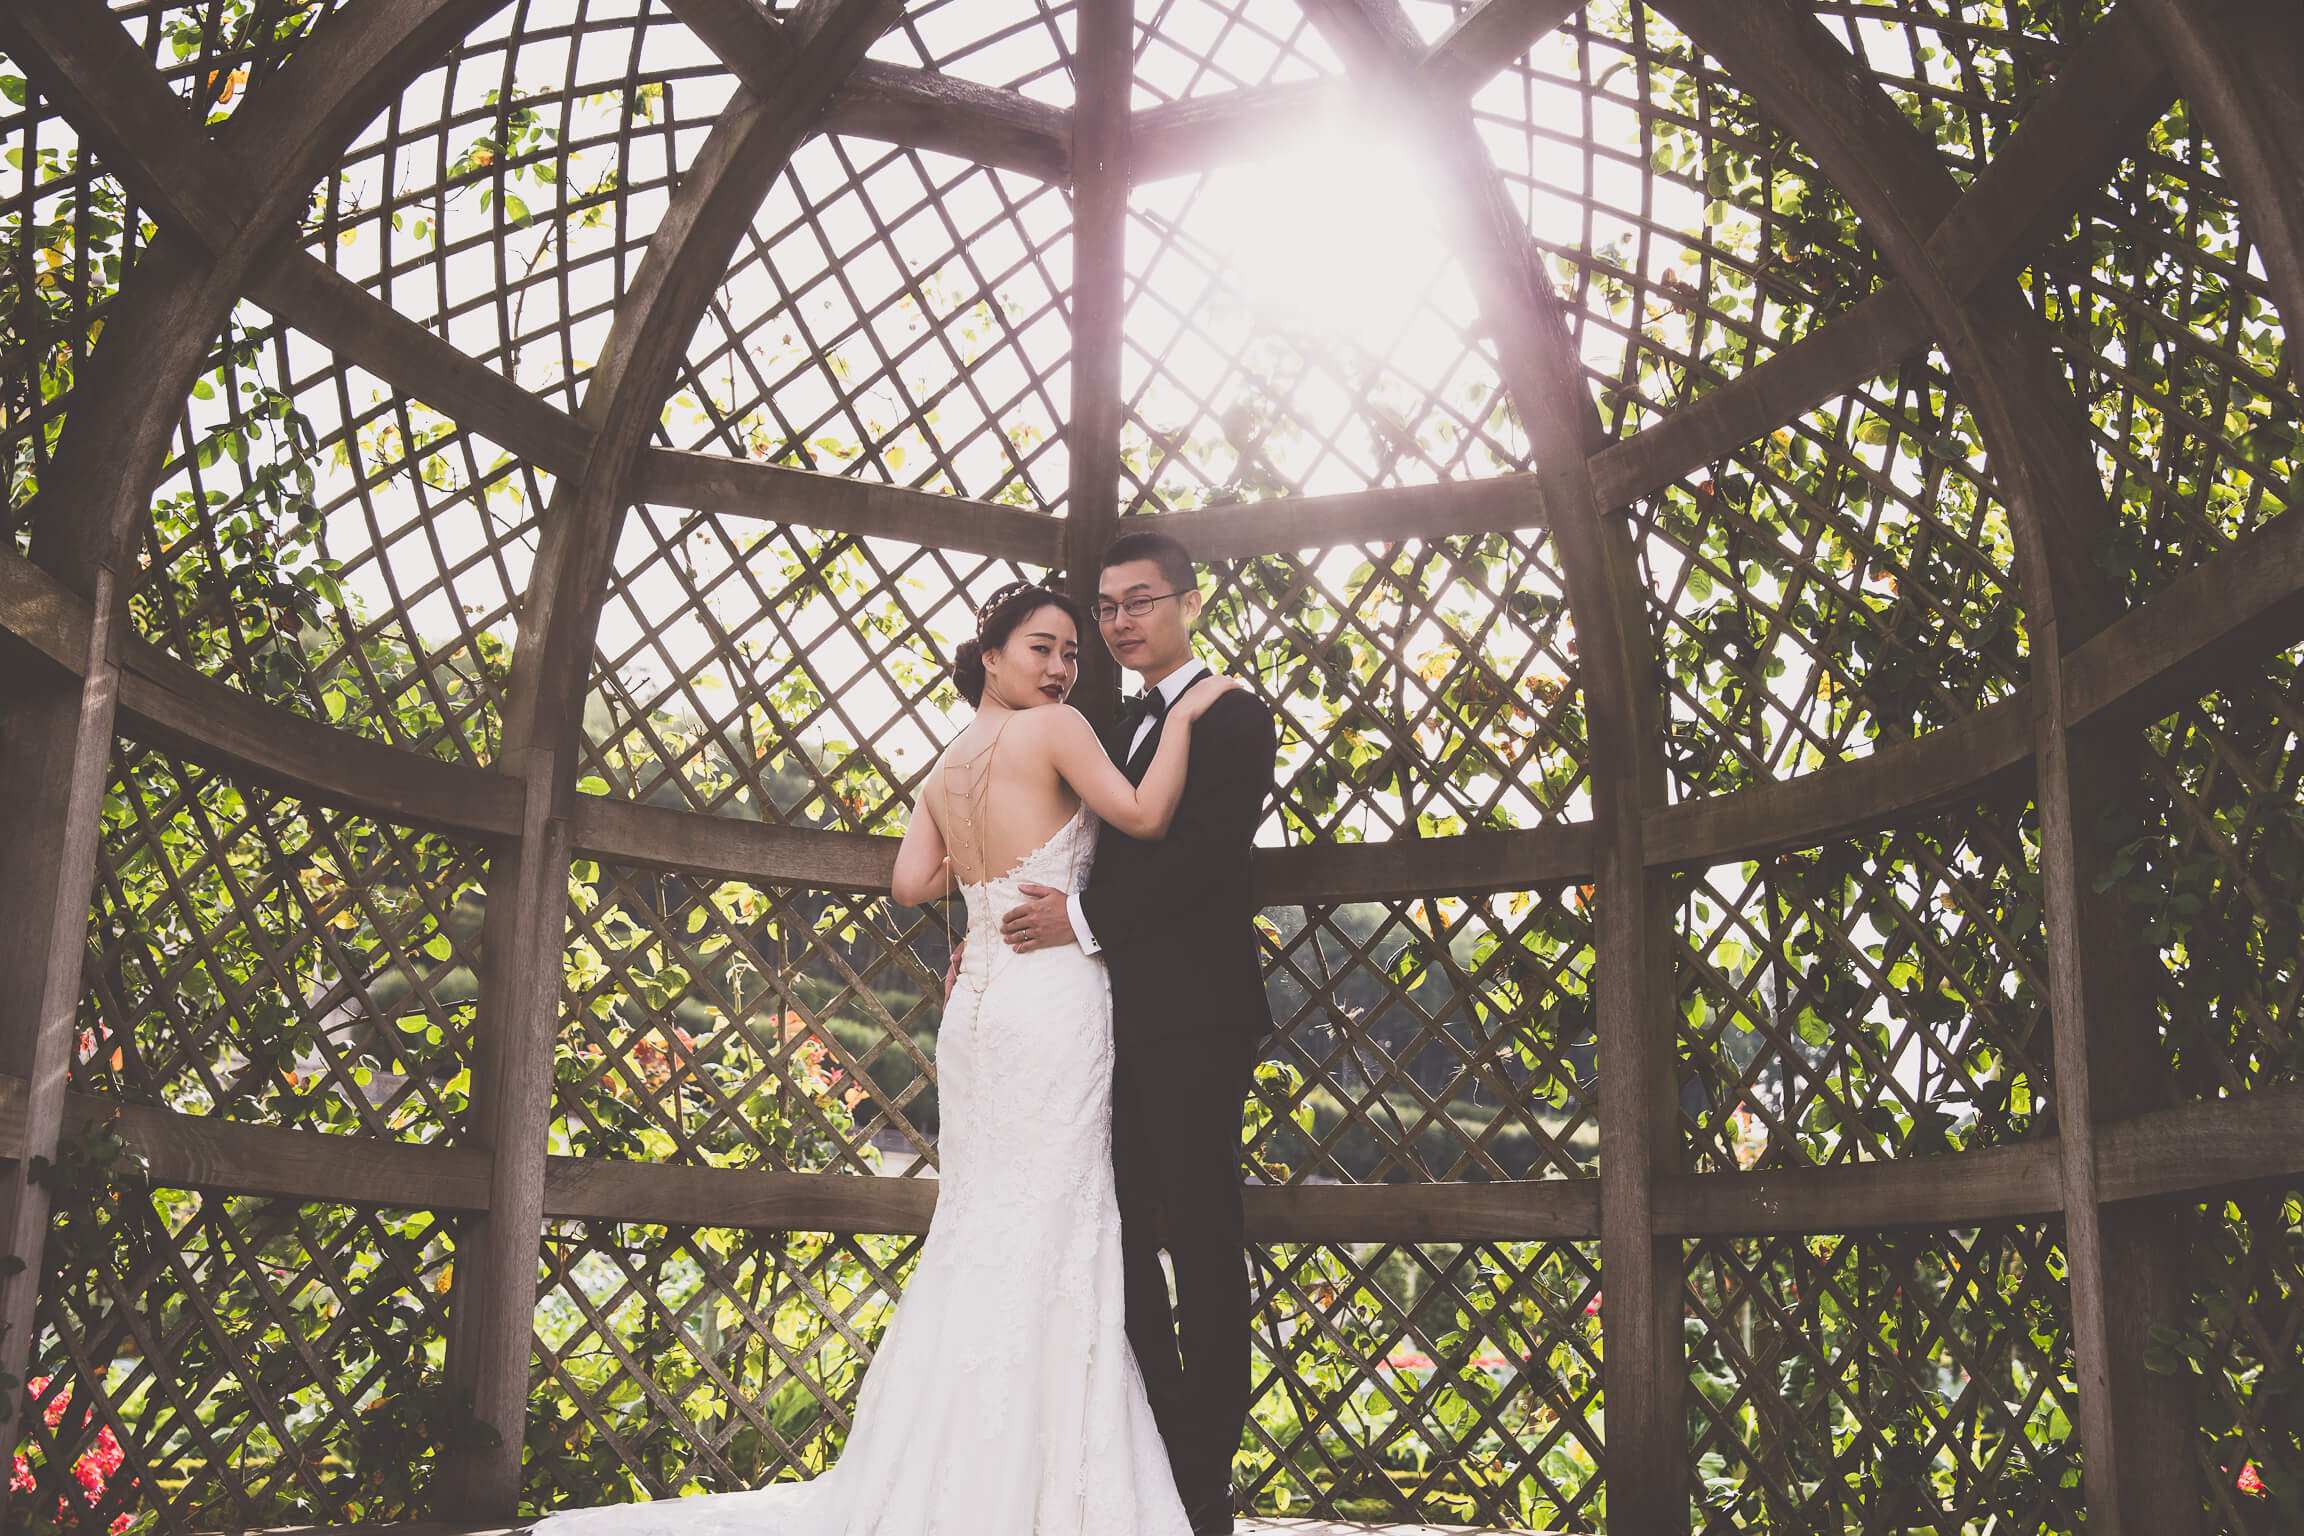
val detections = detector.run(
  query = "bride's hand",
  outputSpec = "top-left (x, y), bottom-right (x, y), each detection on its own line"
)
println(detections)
top-left (1170, 674), bottom-right (1246, 725)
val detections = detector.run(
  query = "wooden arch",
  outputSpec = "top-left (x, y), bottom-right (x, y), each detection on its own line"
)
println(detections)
top-left (1, 0), bottom-right (2301, 1529)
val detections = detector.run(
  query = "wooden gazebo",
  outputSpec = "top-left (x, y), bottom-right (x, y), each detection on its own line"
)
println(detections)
top-left (2, 0), bottom-right (2300, 1530)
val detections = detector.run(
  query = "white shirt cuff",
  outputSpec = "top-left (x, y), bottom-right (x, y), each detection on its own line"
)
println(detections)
top-left (1068, 893), bottom-right (1101, 955)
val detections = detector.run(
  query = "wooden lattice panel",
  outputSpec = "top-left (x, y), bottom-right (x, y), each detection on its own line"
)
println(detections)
top-left (1636, 355), bottom-right (2023, 795)
top-left (0, 47), bottom-right (150, 553)
top-left (1131, 0), bottom-right (1336, 104)
top-left (669, 134), bottom-right (1074, 508)
top-left (1256, 894), bottom-right (1597, 1184)
top-left (526, 1222), bottom-right (919, 1507)
top-left (2139, 653), bottom-right (2304, 1101)
top-left (1684, 1223), bottom-right (2081, 1532)
top-left (1675, 801), bottom-right (2049, 1170)
top-left (2158, 1186), bottom-right (2304, 1531)
top-left (558, 872), bottom-right (946, 1174)
top-left (126, 305), bottom-right (543, 762)
top-left (1241, 1240), bottom-right (1603, 1528)
top-left (1476, 6), bottom-right (1889, 440)
top-left (83, 745), bottom-right (488, 1143)
top-left (2032, 99), bottom-right (2301, 600)
top-left (586, 513), bottom-right (1040, 829)
top-left (1120, 174), bottom-right (1524, 511)
top-left (1814, 0), bottom-right (2093, 182)
top-left (1198, 539), bottom-right (1585, 842)
top-left (869, 0), bottom-right (1075, 99)
top-left (110, 0), bottom-right (347, 128)
top-left (304, 0), bottom-right (733, 413)
top-left (22, 1187), bottom-right (457, 1530)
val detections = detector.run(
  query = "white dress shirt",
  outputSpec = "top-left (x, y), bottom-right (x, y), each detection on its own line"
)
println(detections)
top-left (1068, 658), bottom-right (1208, 956)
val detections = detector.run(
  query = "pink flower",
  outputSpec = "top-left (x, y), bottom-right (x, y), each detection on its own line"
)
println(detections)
top-left (2238, 1463), bottom-right (2267, 1497)
top-left (9, 1452), bottom-right (32, 1493)
top-left (31, 1375), bottom-right (69, 1430)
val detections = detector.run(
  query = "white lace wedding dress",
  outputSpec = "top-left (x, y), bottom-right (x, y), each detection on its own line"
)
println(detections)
top-left (529, 807), bottom-right (1192, 1536)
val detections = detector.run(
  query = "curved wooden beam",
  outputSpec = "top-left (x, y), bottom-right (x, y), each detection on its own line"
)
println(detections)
top-left (1647, 5), bottom-right (2195, 1525)
top-left (40, 1082), bottom-right (2304, 1244)
top-left (826, 62), bottom-right (1071, 182)
top-left (2062, 487), bottom-right (2304, 731)
top-left (673, 0), bottom-right (1071, 181)
top-left (28, 526), bottom-right (2304, 902)
top-left (636, 449), bottom-right (1064, 565)
top-left (1418, 0), bottom-right (1580, 99)
top-left (1131, 13), bottom-right (2173, 561)
top-left (1293, 0), bottom-right (1690, 1520)
top-left (1655, 0), bottom-right (2145, 641)
top-left (1130, 79), bottom-right (1352, 183)
top-left (1655, 1141), bottom-right (2060, 1235)
top-left (0, 8), bottom-right (514, 1514)
top-left (1639, 697), bottom-right (2034, 870)
top-left (0, 0), bottom-right (515, 591)
top-left (2128, 0), bottom-right (2304, 343)
top-left (448, 0), bottom-right (906, 1510)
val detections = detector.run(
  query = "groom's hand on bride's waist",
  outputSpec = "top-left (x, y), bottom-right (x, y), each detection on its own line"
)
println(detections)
top-left (1001, 883), bottom-right (1078, 953)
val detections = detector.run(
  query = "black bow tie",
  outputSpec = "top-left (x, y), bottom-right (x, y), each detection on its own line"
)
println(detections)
top-left (1120, 687), bottom-right (1169, 734)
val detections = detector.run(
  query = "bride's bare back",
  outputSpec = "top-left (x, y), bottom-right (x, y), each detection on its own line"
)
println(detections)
top-left (925, 712), bottom-right (1086, 886)
top-left (889, 682), bottom-right (1245, 909)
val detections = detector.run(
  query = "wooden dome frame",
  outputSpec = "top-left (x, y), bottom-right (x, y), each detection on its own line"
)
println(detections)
top-left (1, 0), bottom-right (2301, 1529)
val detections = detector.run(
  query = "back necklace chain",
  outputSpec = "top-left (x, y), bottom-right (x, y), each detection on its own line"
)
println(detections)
top-left (938, 711), bottom-right (1015, 953)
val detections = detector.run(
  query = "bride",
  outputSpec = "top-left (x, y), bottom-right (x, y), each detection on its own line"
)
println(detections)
top-left (530, 580), bottom-right (1240, 1535)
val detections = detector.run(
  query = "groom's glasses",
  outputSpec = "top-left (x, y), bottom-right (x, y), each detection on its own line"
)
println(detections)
top-left (1093, 590), bottom-right (1189, 623)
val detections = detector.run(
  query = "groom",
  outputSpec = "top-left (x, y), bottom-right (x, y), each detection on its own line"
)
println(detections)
top-left (999, 530), bottom-right (1276, 1533)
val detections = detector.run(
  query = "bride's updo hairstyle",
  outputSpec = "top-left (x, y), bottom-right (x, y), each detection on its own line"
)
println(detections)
top-left (952, 580), bottom-right (1084, 707)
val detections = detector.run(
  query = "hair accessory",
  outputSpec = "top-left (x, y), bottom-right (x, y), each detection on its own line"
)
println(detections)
top-left (974, 579), bottom-right (1043, 630)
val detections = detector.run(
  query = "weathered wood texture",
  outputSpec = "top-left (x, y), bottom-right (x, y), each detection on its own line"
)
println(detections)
top-left (1293, 0), bottom-right (1688, 1524)
top-left (440, 0), bottom-right (909, 1513)
top-left (66, 1082), bottom-right (2304, 1238)
top-left (6, 0), bottom-right (2304, 1527)
top-left (0, 577), bottom-right (116, 1523)
top-left (1654, 2), bottom-right (2198, 1521)
top-left (0, 1073), bottom-right (26, 1159)
top-left (0, 0), bottom-right (513, 590)
top-left (1058, 0), bottom-right (1135, 722)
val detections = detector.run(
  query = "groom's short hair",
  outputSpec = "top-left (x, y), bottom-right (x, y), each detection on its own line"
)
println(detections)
top-left (1100, 530), bottom-right (1196, 594)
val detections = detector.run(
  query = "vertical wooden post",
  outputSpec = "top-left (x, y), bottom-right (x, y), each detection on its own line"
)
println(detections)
top-left (1288, 1), bottom-right (1691, 1523)
top-left (433, 6), bottom-right (904, 1512)
top-left (1061, 0), bottom-right (1134, 726)
top-left (0, 571), bottom-right (117, 1529)
top-left (437, 752), bottom-right (570, 1514)
top-left (2032, 638), bottom-right (2202, 1534)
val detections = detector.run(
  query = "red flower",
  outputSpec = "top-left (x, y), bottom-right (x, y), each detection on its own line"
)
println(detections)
top-left (2238, 1462), bottom-right (2267, 1497)
top-left (15, 1375), bottom-right (136, 1518)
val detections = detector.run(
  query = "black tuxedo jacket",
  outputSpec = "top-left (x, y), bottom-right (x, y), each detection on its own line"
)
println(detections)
top-left (1082, 682), bottom-right (1277, 1048)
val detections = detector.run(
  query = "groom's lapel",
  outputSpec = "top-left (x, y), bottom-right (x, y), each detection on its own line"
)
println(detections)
top-left (1123, 717), bottom-right (1163, 785)
top-left (1100, 709), bottom-right (1133, 767)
